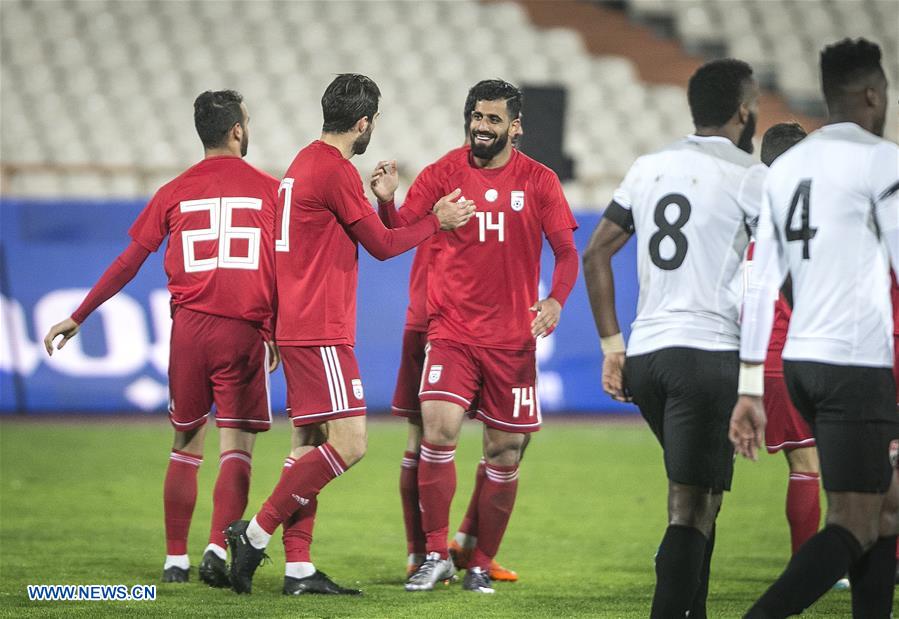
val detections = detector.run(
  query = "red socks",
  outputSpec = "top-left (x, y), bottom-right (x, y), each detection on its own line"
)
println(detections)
top-left (208, 450), bottom-right (251, 549)
top-left (786, 472), bottom-right (821, 554)
top-left (280, 457), bottom-right (318, 563)
top-left (418, 441), bottom-right (456, 559)
top-left (459, 459), bottom-right (487, 538)
top-left (469, 464), bottom-right (519, 569)
top-left (400, 451), bottom-right (426, 555)
top-left (164, 450), bottom-right (202, 555)
top-left (256, 443), bottom-right (346, 535)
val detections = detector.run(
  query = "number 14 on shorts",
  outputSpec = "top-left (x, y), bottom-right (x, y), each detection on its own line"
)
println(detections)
top-left (512, 386), bottom-right (537, 418)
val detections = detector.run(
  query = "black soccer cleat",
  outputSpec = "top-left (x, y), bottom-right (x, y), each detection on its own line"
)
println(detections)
top-left (199, 549), bottom-right (230, 588)
top-left (162, 566), bottom-right (190, 583)
top-left (226, 520), bottom-right (268, 594)
top-left (283, 570), bottom-right (362, 595)
top-left (462, 566), bottom-right (495, 594)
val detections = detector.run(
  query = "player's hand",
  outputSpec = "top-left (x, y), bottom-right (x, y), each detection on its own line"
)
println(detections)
top-left (265, 340), bottom-right (281, 373)
top-left (370, 159), bottom-right (398, 203)
top-left (729, 395), bottom-right (766, 461)
top-left (602, 352), bottom-right (631, 402)
top-left (530, 297), bottom-right (561, 338)
top-left (433, 188), bottom-right (476, 230)
top-left (43, 318), bottom-right (80, 356)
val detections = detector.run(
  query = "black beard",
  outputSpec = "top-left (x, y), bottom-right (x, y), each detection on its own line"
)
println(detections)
top-left (353, 126), bottom-right (373, 155)
top-left (737, 112), bottom-right (757, 154)
top-left (470, 131), bottom-right (508, 160)
top-left (240, 132), bottom-right (248, 157)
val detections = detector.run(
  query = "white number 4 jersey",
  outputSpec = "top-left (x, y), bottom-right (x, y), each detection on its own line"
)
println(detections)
top-left (742, 122), bottom-right (899, 367)
top-left (611, 135), bottom-right (765, 356)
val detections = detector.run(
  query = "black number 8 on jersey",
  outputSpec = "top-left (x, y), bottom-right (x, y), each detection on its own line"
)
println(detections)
top-left (649, 194), bottom-right (691, 270)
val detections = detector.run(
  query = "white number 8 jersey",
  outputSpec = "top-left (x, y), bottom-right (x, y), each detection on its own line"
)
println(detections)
top-left (610, 135), bottom-right (765, 356)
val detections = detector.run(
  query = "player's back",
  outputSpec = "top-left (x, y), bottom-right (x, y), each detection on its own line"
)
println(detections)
top-left (275, 140), bottom-right (374, 347)
top-left (623, 135), bottom-right (763, 355)
top-left (129, 156), bottom-right (278, 327)
top-left (765, 123), bottom-right (897, 366)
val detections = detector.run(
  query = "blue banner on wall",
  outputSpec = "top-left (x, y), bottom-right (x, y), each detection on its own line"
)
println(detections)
top-left (0, 199), bottom-right (640, 416)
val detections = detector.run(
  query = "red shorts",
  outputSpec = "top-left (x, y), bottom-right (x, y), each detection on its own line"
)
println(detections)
top-left (763, 373), bottom-right (815, 453)
top-left (419, 338), bottom-right (541, 433)
top-left (168, 307), bottom-right (271, 432)
top-left (281, 345), bottom-right (366, 427)
top-left (391, 329), bottom-right (428, 418)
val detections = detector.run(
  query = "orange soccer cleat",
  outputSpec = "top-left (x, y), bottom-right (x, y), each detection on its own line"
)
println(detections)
top-left (448, 540), bottom-right (519, 582)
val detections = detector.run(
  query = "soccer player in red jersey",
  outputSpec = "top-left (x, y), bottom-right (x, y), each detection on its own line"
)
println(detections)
top-left (755, 123), bottom-right (824, 559)
top-left (225, 74), bottom-right (475, 596)
top-left (374, 79), bottom-right (578, 594)
top-left (42, 91), bottom-right (280, 586)
top-left (376, 115), bottom-right (523, 583)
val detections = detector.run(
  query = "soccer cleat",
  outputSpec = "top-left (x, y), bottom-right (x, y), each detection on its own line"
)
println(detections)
top-left (449, 540), bottom-right (518, 582)
top-left (283, 570), bottom-right (362, 595)
top-left (405, 552), bottom-right (456, 591)
top-left (226, 520), bottom-right (268, 594)
top-left (463, 566), bottom-right (495, 594)
top-left (198, 550), bottom-right (230, 588)
top-left (162, 566), bottom-right (189, 583)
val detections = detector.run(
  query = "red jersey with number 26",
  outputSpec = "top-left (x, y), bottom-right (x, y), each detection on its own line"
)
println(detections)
top-left (129, 156), bottom-right (278, 328)
top-left (400, 149), bottom-right (577, 350)
top-left (274, 141), bottom-right (377, 347)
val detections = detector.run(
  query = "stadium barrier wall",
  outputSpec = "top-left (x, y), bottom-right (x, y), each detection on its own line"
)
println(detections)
top-left (0, 199), bottom-right (640, 416)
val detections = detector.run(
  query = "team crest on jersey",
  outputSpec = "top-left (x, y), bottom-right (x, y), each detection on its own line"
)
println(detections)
top-left (351, 379), bottom-right (364, 400)
top-left (511, 191), bottom-right (525, 211)
top-left (428, 365), bottom-right (443, 384)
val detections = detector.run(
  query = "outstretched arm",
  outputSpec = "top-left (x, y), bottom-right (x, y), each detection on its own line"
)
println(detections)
top-left (44, 240), bottom-right (151, 355)
top-left (582, 215), bottom-right (633, 401)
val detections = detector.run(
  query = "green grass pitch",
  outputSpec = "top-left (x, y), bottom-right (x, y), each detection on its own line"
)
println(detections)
top-left (1, 417), bottom-right (855, 617)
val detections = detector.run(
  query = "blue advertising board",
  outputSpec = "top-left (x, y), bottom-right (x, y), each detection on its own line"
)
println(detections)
top-left (0, 199), bottom-right (640, 416)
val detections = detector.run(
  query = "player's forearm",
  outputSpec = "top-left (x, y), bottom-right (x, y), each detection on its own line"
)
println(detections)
top-left (547, 229), bottom-right (578, 307)
top-left (583, 247), bottom-right (622, 339)
top-left (377, 198), bottom-right (400, 229)
top-left (350, 212), bottom-right (439, 261)
top-left (71, 241), bottom-right (151, 324)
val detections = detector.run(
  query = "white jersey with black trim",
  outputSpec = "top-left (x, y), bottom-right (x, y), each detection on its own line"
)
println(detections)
top-left (741, 122), bottom-right (899, 368)
top-left (612, 134), bottom-right (765, 356)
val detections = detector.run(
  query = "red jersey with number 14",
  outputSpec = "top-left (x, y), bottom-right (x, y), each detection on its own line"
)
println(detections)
top-left (400, 149), bottom-right (577, 350)
top-left (274, 141), bottom-right (377, 347)
top-left (129, 156), bottom-right (278, 328)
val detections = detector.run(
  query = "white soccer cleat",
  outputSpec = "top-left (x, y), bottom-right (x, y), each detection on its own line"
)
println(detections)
top-left (404, 552), bottom-right (456, 591)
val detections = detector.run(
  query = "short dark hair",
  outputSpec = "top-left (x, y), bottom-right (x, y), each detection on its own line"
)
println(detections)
top-left (761, 122), bottom-right (806, 166)
top-left (687, 59), bottom-right (754, 127)
top-left (194, 90), bottom-right (244, 149)
top-left (820, 38), bottom-right (884, 102)
top-left (321, 74), bottom-right (381, 133)
top-left (464, 79), bottom-right (523, 122)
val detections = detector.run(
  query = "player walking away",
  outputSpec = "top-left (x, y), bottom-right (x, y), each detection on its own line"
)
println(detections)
top-left (43, 91), bottom-right (281, 586)
top-left (372, 113), bottom-right (522, 583)
top-left (224, 74), bottom-right (475, 596)
top-left (731, 38), bottom-right (899, 618)
top-left (375, 79), bottom-right (578, 594)
top-left (583, 59), bottom-right (763, 618)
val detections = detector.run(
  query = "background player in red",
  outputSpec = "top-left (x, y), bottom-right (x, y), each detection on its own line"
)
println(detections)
top-left (43, 90), bottom-right (280, 586)
top-left (378, 79), bottom-right (578, 594)
top-left (372, 115), bottom-right (522, 583)
top-left (754, 123), bottom-right (825, 561)
top-left (225, 74), bottom-right (475, 596)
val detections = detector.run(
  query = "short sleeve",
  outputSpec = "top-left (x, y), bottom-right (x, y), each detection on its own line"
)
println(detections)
top-left (128, 186), bottom-right (171, 252)
top-left (871, 141), bottom-right (899, 272)
top-left (401, 163), bottom-right (445, 220)
top-left (537, 167), bottom-right (578, 235)
top-left (737, 163), bottom-right (768, 234)
top-left (611, 157), bottom-right (643, 211)
top-left (326, 163), bottom-right (375, 226)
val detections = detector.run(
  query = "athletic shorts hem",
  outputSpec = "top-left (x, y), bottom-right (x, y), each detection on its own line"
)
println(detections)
top-left (215, 418), bottom-right (272, 431)
top-left (419, 390), bottom-right (471, 408)
top-left (289, 406), bottom-right (366, 427)
top-left (391, 405), bottom-right (421, 419)
top-left (169, 413), bottom-right (209, 431)
top-left (765, 437), bottom-right (816, 454)
top-left (475, 409), bottom-right (541, 434)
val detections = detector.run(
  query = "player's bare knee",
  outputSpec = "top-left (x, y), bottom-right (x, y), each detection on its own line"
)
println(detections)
top-left (219, 428), bottom-right (256, 454)
top-left (326, 417), bottom-right (367, 466)
top-left (405, 418), bottom-right (423, 453)
top-left (483, 430), bottom-right (525, 466)
top-left (785, 446), bottom-right (819, 474)
top-left (172, 424), bottom-right (206, 453)
top-left (826, 493), bottom-right (883, 550)
top-left (878, 471), bottom-right (899, 536)
top-left (668, 484), bottom-right (721, 536)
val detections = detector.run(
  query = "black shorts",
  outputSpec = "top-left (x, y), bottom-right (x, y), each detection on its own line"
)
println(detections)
top-left (625, 347), bottom-right (739, 492)
top-left (783, 360), bottom-right (899, 493)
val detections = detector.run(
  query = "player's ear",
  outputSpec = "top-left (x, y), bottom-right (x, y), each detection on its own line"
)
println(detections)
top-left (864, 86), bottom-right (879, 109)
top-left (231, 122), bottom-right (243, 143)
top-left (510, 117), bottom-right (522, 135)
top-left (355, 117), bottom-right (369, 135)
top-left (736, 102), bottom-right (750, 126)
